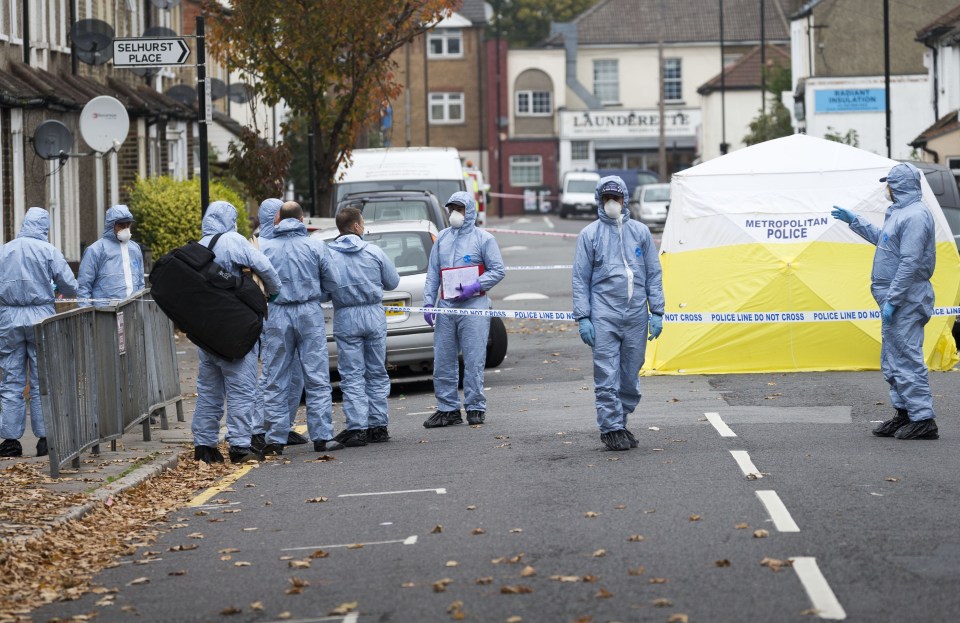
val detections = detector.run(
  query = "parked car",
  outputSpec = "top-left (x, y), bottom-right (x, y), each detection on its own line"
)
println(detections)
top-left (559, 171), bottom-right (601, 219)
top-left (597, 168), bottom-right (659, 199)
top-left (312, 220), bottom-right (508, 375)
top-left (335, 190), bottom-right (448, 231)
top-left (629, 183), bottom-right (670, 229)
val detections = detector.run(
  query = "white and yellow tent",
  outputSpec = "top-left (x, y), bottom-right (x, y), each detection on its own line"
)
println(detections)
top-left (645, 134), bottom-right (960, 374)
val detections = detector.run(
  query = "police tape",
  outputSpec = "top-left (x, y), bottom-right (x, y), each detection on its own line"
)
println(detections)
top-left (485, 228), bottom-right (579, 239)
top-left (391, 305), bottom-right (960, 323)
top-left (505, 264), bottom-right (574, 270)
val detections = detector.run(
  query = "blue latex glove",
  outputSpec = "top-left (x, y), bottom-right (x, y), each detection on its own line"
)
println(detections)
top-left (578, 318), bottom-right (595, 347)
top-left (268, 293), bottom-right (279, 303)
top-left (455, 279), bottom-right (482, 301)
top-left (424, 304), bottom-right (435, 327)
top-left (882, 302), bottom-right (896, 323)
top-left (648, 313), bottom-right (663, 341)
top-left (831, 205), bottom-right (855, 224)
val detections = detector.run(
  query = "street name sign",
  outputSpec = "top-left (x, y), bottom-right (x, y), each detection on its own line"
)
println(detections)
top-left (113, 37), bottom-right (190, 67)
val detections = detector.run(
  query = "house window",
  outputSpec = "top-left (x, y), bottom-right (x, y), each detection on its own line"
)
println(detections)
top-left (571, 141), bottom-right (590, 161)
top-left (429, 92), bottom-right (464, 124)
top-left (428, 28), bottom-right (463, 58)
top-left (664, 58), bottom-right (682, 101)
top-left (510, 155), bottom-right (542, 186)
top-left (593, 60), bottom-right (619, 104)
top-left (516, 90), bottom-right (552, 116)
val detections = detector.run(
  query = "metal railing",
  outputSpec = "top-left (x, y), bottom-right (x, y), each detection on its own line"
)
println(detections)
top-left (35, 291), bottom-right (183, 477)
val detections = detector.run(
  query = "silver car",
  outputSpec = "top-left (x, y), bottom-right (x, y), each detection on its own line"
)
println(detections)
top-left (630, 182), bottom-right (670, 229)
top-left (312, 220), bottom-right (508, 376)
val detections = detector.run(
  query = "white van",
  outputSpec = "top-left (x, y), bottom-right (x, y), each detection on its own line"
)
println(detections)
top-left (333, 147), bottom-right (467, 215)
top-left (559, 171), bottom-right (600, 219)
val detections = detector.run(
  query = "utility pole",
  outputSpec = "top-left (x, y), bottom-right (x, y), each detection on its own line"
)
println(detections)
top-left (720, 0), bottom-right (728, 155)
top-left (495, 0), bottom-right (504, 218)
top-left (197, 15), bottom-right (210, 216)
top-left (760, 0), bottom-right (766, 117)
top-left (658, 0), bottom-right (666, 179)
top-left (883, 0), bottom-right (891, 158)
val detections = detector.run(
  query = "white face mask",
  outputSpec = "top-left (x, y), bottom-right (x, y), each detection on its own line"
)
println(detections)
top-left (603, 199), bottom-right (622, 220)
top-left (449, 211), bottom-right (465, 228)
top-left (116, 228), bottom-right (132, 243)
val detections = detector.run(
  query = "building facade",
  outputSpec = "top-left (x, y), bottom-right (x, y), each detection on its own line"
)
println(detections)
top-left (911, 6), bottom-right (960, 171)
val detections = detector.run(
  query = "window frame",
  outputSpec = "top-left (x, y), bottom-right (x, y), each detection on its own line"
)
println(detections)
top-left (593, 59), bottom-right (620, 104)
top-left (663, 58), bottom-right (683, 102)
top-left (509, 155), bottom-right (543, 187)
top-left (427, 28), bottom-right (464, 59)
top-left (516, 89), bottom-right (553, 117)
top-left (428, 92), bottom-right (465, 125)
top-left (570, 141), bottom-right (590, 161)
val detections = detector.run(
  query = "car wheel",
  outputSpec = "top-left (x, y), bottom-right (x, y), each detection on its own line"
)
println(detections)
top-left (485, 317), bottom-right (508, 368)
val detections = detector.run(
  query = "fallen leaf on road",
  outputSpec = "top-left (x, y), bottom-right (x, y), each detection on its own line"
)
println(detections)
top-left (194, 511), bottom-right (209, 516)
top-left (467, 505), bottom-right (478, 510)
top-left (644, 509), bottom-right (656, 514)
top-left (472, 528), bottom-right (486, 535)
top-left (432, 524), bottom-right (444, 533)
top-left (310, 549), bottom-right (329, 559)
top-left (220, 555), bottom-right (233, 561)
top-left (593, 549), bottom-right (607, 557)
top-left (584, 511), bottom-right (599, 518)
top-left (234, 561), bottom-right (252, 567)
top-left (168, 570), bottom-right (187, 576)
top-left (168, 544), bottom-right (198, 551)
top-left (127, 577), bottom-right (150, 586)
top-left (446, 560), bottom-right (459, 567)
top-left (220, 606), bottom-right (242, 615)
top-left (448, 600), bottom-right (466, 620)
top-left (346, 543), bottom-right (364, 549)
top-left (654, 598), bottom-right (673, 607)
top-left (510, 528), bottom-right (523, 533)
top-left (289, 560), bottom-right (310, 569)
top-left (285, 577), bottom-right (309, 594)
top-left (648, 426), bottom-right (660, 431)
top-left (668, 615), bottom-right (689, 623)
top-left (219, 548), bottom-right (240, 554)
top-left (500, 585), bottom-right (533, 594)
top-left (595, 588), bottom-right (614, 598)
top-left (187, 532), bottom-right (204, 539)
top-left (715, 559), bottom-right (731, 567)
top-left (628, 566), bottom-right (645, 576)
top-left (433, 578), bottom-right (453, 592)
top-left (418, 439), bottom-right (430, 443)
top-left (276, 613), bottom-right (291, 620)
top-left (242, 527), bottom-right (258, 532)
top-left (760, 557), bottom-right (793, 572)
top-left (329, 602), bottom-right (358, 615)
top-left (689, 515), bottom-right (702, 521)
top-left (627, 535), bottom-right (645, 542)
top-left (305, 497), bottom-right (328, 503)
top-left (885, 477), bottom-right (900, 482)
top-left (582, 575), bottom-right (599, 583)
top-left (800, 608), bottom-right (822, 616)
top-left (753, 529), bottom-right (769, 539)
top-left (735, 523), bottom-right (749, 529)
top-left (549, 575), bottom-right (580, 582)
top-left (250, 601), bottom-right (264, 611)
top-left (279, 555), bottom-right (293, 561)
top-left (402, 582), bottom-right (416, 588)
top-left (506, 617), bottom-right (523, 623)
top-left (475, 577), bottom-right (494, 585)
top-left (649, 577), bottom-right (668, 584)
top-left (520, 565), bottom-right (536, 577)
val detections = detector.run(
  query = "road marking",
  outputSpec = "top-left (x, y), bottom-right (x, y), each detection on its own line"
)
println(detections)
top-left (515, 217), bottom-right (531, 224)
top-left (500, 245), bottom-right (529, 252)
top-left (339, 488), bottom-right (446, 498)
top-left (705, 412), bottom-right (737, 437)
top-left (730, 450), bottom-right (763, 478)
top-left (791, 557), bottom-right (847, 620)
top-left (260, 614), bottom-right (359, 623)
top-left (193, 501), bottom-right (241, 509)
top-left (281, 535), bottom-right (417, 552)
top-left (542, 216), bottom-right (554, 229)
top-left (502, 292), bottom-right (549, 301)
top-left (756, 490), bottom-right (800, 532)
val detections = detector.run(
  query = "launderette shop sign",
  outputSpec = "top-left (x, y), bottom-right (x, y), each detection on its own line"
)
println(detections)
top-left (560, 109), bottom-right (700, 139)
top-left (814, 89), bottom-right (885, 113)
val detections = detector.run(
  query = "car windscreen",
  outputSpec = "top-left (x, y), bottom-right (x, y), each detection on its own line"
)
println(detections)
top-left (352, 201), bottom-right (431, 222)
top-left (566, 180), bottom-right (597, 194)
top-left (335, 181), bottom-right (463, 208)
top-left (637, 172), bottom-right (659, 186)
top-left (643, 186), bottom-right (670, 202)
top-left (364, 231), bottom-right (434, 277)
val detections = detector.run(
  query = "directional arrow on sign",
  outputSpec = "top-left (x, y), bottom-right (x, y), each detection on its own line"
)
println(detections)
top-left (112, 37), bottom-right (191, 67)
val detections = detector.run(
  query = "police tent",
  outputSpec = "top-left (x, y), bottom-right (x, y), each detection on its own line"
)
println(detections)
top-left (645, 133), bottom-right (960, 374)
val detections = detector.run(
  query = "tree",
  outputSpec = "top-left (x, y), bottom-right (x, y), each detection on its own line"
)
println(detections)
top-left (823, 126), bottom-right (860, 147)
top-left (206, 0), bottom-right (457, 216)
top-left (227, 127), bottom-right (292, 201)
top-left (494, 0), bottom-right (601, 48)
top-left (742, 61), bottom-right (794, 146)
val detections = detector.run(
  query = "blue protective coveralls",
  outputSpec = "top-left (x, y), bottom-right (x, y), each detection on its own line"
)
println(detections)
top-left (191, 202), bottom-right (281, 449)
top-left (77, 205), bottom-right (145, 306)
top-left (260, 218), bottom-right (336, 444)
top-left (572, 176), bottom-right (665, 433)
top-left (322, 234), bottom-right (400, 431)
top-left (848, 163), bottom-right (937, 422)
top-left (0, 208), bottom-right (78, 440)
top-left (424, 191), bottom-right (505, 413)
top-left (252, 199), bottom-right (303, 436)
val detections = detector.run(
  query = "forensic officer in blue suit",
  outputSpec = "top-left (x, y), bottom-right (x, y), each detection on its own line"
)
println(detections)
top-left (573, 176), bottom-right (664, 451)
top-left (192, 201), bottom-right (281, 464)
top-left (77, 205), bottom-right (144, 306)
top-left (322, 207), bottom-right (400, 445)
top-left (422, 191), bottom-right (505, 427)
top-left (0, 208), bottom-right (78, 458)
top-left (832, 163), bottom-right (939, 440)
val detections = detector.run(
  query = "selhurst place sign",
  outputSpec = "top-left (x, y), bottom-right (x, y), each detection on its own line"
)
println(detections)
top-left (560, 109), bottom-right (700, 139)
top-left (113, 37), bottom-right (191, 67)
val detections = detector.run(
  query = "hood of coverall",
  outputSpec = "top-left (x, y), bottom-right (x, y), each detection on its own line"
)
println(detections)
top-left (19, 207), bottom-right (50, 241)
top-left (257, 198), bottom-right (283, 240)
top-left (594, 175), bottom-right (631, 224)
top-left (102, 205), bottom-right (135, 241)
top-left (202, 201), bottom-right (239, 236)
top-left (329, 232), bottom-right (368, 254)
top-left (884, 162), bottom-right (924, 211)
top-left (445, 190), bottom-right (477, 233)
top-left (273, 217), bottom-right (307, 237)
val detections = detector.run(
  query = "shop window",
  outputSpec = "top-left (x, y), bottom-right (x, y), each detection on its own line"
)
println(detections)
top-left (428, 28), bottom-right (463, 58)
top-left (664, 58), bottom-right (682, 102)
top-left (516, 90), bottom-right (552, 116)
top-left (510, 155), bottom-right (543, 186)
top-left (429, 92), bottom-right (464, 124)
top-left (593, 60), bottom-right (619, 104)
top-left (571, 141), bottom-right (590, 161)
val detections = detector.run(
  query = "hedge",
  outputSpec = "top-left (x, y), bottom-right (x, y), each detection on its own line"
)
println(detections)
top-left (127, 176), bottom-right (251, 258)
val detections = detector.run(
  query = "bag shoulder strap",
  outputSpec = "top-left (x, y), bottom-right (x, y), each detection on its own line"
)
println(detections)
top-left (207, 232), bottom-right (225, 252)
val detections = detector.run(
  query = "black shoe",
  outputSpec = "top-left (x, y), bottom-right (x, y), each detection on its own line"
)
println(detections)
top-left (367, 426), bottom-right (391, 443)
top-left (287, 431), bottom-right (309, 445)
top-left (423, 410), bottom-right (463, 428)
top-left (466, 410), bottom-right (485, 425)
top-left (600, 430), bottom-right (631, 451)
top-left (228, 446), bottom-right (265, 463)
top-left (261, 443), bottom-right (284, 456)
top-left (193, 445), bottom-right (224, 464)
top-left (314, 439), bottom-right (344, 452)
top-left (623, 429), bottom-right (639, 448)
top-left (872, 409), bottom-right (910, 437)
top-left (36, 437), bottom-right (48, 457)
top-left (250, 433), bottom-right (266, 453)
top-left (0, 439), bottom-right (23, 457)
top-left (893, 419), bottom-right (939, 440)
top-left (332, 429), bottom-right (368, 447)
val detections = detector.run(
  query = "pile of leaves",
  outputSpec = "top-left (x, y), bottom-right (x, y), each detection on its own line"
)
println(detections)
top-left (0, 451), bottom-right (234, 621)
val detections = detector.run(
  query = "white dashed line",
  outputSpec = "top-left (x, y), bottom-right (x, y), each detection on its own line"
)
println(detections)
top-left (260, 614), bottom-right (359, 623)
top-left (791, 557), bottom-right (847, 620)
top-left (338, 488), bottom-right (447, 498)
top-left (729, 450), bottom-right (763, 478)
top-left (542, 216), bottom-right (554, 229)
top-left (705, 412), bottom-right (737, 437)
top-left (756, 490), bottom-right (800, 532)
top-left (281, 536), bottom-right (418, 552)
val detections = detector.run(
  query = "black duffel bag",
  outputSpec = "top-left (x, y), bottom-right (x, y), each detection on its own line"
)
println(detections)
top-left (150, 233), bottom-right (267, 361)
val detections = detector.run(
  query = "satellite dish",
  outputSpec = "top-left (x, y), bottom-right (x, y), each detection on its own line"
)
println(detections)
top-left (80, 96), bottom-right (130, 153)
top-left (143, 26), bottom-right (177, 38)
top-left (209, 78), bottom-right (227, 101)
top-left (32, 121), bottom-right (74, 160)
top-left (165, 85), bottom-right (197, 107)
top-left (71, 19), bottom-right (115, 65)
top-left (227, 83), bottom-right (253, 104)
top-left (150, 0), bottom-right (182, 9)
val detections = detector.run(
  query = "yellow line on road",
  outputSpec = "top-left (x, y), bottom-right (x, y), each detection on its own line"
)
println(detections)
top-left (187, 425), bottom-right (307, 507)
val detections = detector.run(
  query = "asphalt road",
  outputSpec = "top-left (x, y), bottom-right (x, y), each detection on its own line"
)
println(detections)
top-left (35, 214), bottom-right (960, 623)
